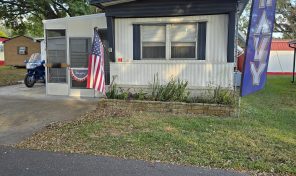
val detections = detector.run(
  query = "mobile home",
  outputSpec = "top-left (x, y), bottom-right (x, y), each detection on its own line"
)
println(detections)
top-left (44, 0), bottom-right (249, 97)
top-left (90, 0), bottom-right (248, 91)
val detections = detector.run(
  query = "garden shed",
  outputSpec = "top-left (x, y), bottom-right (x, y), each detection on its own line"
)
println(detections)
top-left (43, 14), bottom-right (108, 97)
top-left (3, 36), bottom-right (41, 67)
top-left (90, 0), bottom-right (249, 92)
top-left (268, 40), bottom-right (296, 75)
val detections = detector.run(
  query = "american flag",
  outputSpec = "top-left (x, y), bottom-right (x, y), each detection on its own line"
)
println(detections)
top-left (87, 29), bottom-right (105, 94)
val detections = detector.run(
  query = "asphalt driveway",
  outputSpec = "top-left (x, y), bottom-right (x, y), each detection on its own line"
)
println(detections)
top-left (0, 84), bottom-right (97, 145)
top-left (0, 146), bottom-right (249, 176)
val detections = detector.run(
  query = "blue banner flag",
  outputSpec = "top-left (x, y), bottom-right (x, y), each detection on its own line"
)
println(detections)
top-left (241, 0), bottom-right (277, 97)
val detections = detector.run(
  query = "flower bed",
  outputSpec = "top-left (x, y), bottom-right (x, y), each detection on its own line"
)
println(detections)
top-left (98, 99), bottom-right (235, 117)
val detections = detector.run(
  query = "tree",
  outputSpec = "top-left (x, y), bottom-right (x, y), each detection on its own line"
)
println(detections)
top-left (0, 31), bottom-right (8, 38)
top-left (239, 0), bottom-right (296, 39)
top-left (239, 1), bottom-right (251, 36)
top-left (0, 0), bottom-right (98, 37)
top-left (275, 0), bottom-right (296, 39)
top-left (0, 25), bottom-right (9, 38)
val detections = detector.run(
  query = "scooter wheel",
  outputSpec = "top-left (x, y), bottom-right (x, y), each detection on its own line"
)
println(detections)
top-left (24, 75), bottom-right (36, 88)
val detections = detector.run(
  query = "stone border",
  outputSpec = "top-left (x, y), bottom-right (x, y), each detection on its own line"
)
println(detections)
top-left (98, 99), bottom-right (235, 117)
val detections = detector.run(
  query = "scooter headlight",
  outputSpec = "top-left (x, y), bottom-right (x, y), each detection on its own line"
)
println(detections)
top-left (26, 63), bottom-right (37, 69)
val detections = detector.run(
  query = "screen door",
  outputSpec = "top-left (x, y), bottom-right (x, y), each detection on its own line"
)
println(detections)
top-left (68, 37), bottom-right (95, 97)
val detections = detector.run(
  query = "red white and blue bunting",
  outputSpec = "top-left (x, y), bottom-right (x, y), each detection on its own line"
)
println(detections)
top-left (70, 68), bottom-right (88, 82)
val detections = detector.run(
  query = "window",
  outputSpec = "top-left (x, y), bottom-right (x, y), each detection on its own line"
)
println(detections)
top-left (70, 38), bottom-right (91, 89)
top-left (136, 23), bottom-right (205, 60)
top-left (46, 30), bottom-right (67, 83)
top-left (141, 25), bottom-right (166, 59)
top-left (170, 24), bottom-right (197, 59)
top-left (18, 46), bottom-right (28, 55)
top-left (0, 45), bottom-right (3, 52)
top-left (47, 30), bottom-right (66, 38)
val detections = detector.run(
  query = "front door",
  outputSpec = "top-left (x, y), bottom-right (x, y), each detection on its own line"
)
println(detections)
top-left (68, 37), bottom-right (95, 97)
top-left (68, 30), bottom-right (110, 97)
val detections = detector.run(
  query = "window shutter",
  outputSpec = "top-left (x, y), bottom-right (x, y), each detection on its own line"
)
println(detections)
top-left (198, 22), bottom-right (207, 60)
top-left (133, 24), bottom-right (141, 60)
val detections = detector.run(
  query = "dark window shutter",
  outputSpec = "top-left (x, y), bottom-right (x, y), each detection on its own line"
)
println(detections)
top-left (198, 22), bottom-right (207, 60)
top-left (133, 24), bottom-right (141, 60)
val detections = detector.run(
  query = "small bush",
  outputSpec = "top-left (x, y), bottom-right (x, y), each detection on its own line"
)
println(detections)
top-left (106, 84), bottom-right (119, 99)
top-left (188, 86), bottom-right (236, 105)
top-left (213, 86), bottom-right (235, 105)
top-left (149, 76), bottom-right (190, 102)
top-left (132, 89), bottom-right (147, 100)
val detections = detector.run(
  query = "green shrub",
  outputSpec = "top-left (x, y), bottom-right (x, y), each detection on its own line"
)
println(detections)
top-left (106, 84), bottom-right (119, 99)
top-left (133, 89), bottom-right (147, 100)
top-left (188, 86), bottom-right (236, 105)
top-left (149, 74), bottom-right (190, 102)
top-left (212, 86), bottom-right (235, 105)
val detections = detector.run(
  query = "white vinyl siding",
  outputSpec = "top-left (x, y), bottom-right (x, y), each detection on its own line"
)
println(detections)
top-left (110, 62), bottom-right (234, 88)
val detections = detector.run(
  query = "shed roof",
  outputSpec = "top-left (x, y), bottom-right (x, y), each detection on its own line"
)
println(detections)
top-left (271, 40), bottom-right (295, 51)
top-left (3, 36), bottom-right (40, 43)
top-left (0, 37), bottom-right (9, 42)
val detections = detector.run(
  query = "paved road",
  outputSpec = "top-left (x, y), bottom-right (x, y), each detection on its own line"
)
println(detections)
top-left (0, 146), bottom-right (249, 176)
top-left (0, 84), bottom-right (97, 145)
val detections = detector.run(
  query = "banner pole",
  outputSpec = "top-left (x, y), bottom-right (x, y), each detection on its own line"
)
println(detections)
top-left (238, 96), bottom-right (241, 118)
top-left (234, 7), bottom-right (240, 118)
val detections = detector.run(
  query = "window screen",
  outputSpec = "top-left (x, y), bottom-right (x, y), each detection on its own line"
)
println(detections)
top-left (70, 38), bottom-right (91, 88)
top-left (170, 24), bottom-right (197, 59)
top-left (141, 25), bottom-right (166, 59)
top-left (46, 30), bottom-right (67, 83)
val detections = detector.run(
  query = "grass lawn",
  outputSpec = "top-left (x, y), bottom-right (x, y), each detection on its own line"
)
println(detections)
top-left (0, 66), bottom-right (26, 86)
top-left (17, 76), bottom-right (296, 175)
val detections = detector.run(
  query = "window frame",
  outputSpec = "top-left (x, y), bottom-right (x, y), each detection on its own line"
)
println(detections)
top-left (139, 23), bottom-right (199, 61)
top-left (17, 46), bottom-right (28, 55)
top-left (140, 25), bottom-right (167, 60)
